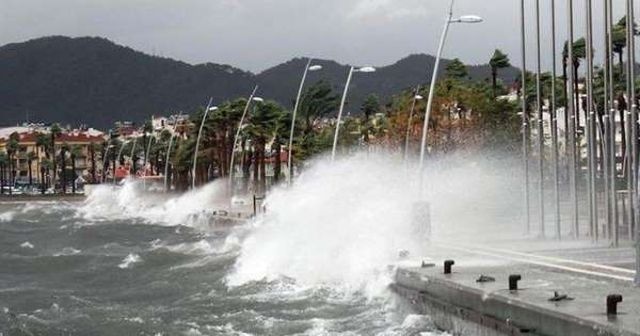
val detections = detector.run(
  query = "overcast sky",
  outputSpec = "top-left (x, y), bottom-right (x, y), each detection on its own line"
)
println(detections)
top-left (0, 0), bottom-right (633, 73)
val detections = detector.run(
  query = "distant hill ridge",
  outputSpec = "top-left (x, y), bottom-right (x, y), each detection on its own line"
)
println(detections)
top-left (0, 36), bottom-right (519, 128)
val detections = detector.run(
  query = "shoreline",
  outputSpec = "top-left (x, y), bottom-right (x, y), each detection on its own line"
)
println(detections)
top-left (0, 194), bottom-right (87, 202)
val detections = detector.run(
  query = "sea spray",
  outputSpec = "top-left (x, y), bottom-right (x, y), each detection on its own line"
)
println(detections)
top-left (78, 178), bottom-right (230, 227)
top-left (227, 153), bottom-right (422, 294)
top-left (228, 151), bottom-right (523, 293)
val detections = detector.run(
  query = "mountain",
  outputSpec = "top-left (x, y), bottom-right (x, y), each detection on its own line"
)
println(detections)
top-left (0, 36), bottom-right (519, 129)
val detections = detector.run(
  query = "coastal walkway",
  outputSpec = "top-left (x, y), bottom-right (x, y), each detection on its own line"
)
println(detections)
top-left (393, 241), bottom-right (640, 336)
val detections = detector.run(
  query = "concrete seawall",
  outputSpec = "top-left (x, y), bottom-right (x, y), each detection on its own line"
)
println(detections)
top-left (393, 262), bottom-right (639, 336)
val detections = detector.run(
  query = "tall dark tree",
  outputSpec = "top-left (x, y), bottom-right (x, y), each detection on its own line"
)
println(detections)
top-left (295, 81), bottom-right (340, 161)
top-left (59, 143), bottom-right (68, 194)
top-left (6, 133), bottom-right (20, 195)
top-left (612, 16), bottom-right (639, 71)
top-left (70, 145), bottom-right (82, 193)
top-left (40, 158), bottom-right (52, 193)
top-left (245, 101), bottom-right (283, 194)
top-left (445, 58), bottom-right (468, 80)
top-left (489, 49), bottom-right (511, 97)
top-left (26, 151), bottom-right (37, 188)
top-left (89, 142), bottom-right (98, 183)
top-left (361, 94), bottom-right (381, 145)
top-left (0, 152), bottom-right (7, 194)
top-left (49, 124), bottom-right (62, 192)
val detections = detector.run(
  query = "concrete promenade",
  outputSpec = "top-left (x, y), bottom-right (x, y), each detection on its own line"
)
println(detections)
top-left (393, 241), bottom-right (640, 336)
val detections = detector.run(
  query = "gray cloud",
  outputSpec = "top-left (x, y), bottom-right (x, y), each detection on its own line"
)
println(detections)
top-left (0, 0), bottom-right (632, 72)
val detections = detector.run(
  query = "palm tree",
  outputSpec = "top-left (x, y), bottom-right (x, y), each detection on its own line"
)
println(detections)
top-left (49, 124), bottom-right (62, 192)
top-left (6, 133), bottom-right (20, 195)
top-left (562, 38), bottom-right (586, 127)
top-left (271, 109), bottom-right (290, 184)
top-left (612, 16), bottom-right (638, 72)
top-left (40, 158), bottom-right (52, 193)
top-left (208, 99), bottom-right (245, 177)
top-left (245, 101), bottom-right (283, 194)
top-left (89, 142), bottom-right (99, 183)
top-left (26, 151), bottom-right (37, 188)
top-left (170, 138), bottom-right (194, 192)
top-left (489, 49), bottom-right (511, 97)
top-left (59, 143), bottom-right (69, 194)
top-left (35, 132), bottom-right (49, 185)
top-left (70, 145), bottom-right (82, 193)
top-left (0, 151), bottom-right (7, 194)
top-left (361, 94), bottom-right (381, 146)
top-left (295, 81), bottom-right (340, 161)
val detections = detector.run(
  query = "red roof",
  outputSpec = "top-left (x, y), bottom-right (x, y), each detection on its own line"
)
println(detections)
top-left (0, 131), bottom-right (104, 144)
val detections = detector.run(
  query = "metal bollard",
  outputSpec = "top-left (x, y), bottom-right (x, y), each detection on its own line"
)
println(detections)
top-left (444, 260), bottom-right (455, 274)
top-left (509, 274), bottom-right (522, 291)
top-left (606, 294), bottom-right (623, 315)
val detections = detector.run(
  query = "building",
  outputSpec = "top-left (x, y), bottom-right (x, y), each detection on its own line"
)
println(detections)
top-left (0, 125), bottom-right (106, 188)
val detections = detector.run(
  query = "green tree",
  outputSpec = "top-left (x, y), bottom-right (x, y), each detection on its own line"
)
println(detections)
top-left (361, 94), bottom-right (381, 145)
top-left (70, 145), bottom-right (82, 193)
top-left (295, 81), bottom-right (340, 161)
top-left (245, 100), bottom-right (283, 194)
top-left (40, 157), bottom-right (52, 192)
top-left (612, 16), bottom-right (639, 71)
top-left (271, 109), bottom-right (291, 184)
top-left (26, 151), bottom-right (37, 187)
top-left (89, 142), bottom-right (100, 183)
top-left (446, 58), bottom-right (468, 80)
top-left (0, 151), bottom-right (7, 194)
top-left (6, 133), bottom-right (20, 194)
top-left (562, 38), bottom-right (586, 127)
top-left (59, 142), bottom-right (69, 193)
top-left (49, 123), bottom-right (62, 192)
top-left (489, 49), bottom-right (511, 97)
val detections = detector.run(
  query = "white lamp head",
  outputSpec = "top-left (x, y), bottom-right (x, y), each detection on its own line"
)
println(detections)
top-left (252, 97), bottom-right (264, 102)
top-left (415, 95), bottom-right (424, 100)
top-left (357, 66), bottom-right (376, 73)
top-left (309, 65), bottom-right (323, 71)
top-left (455, 15), bottom-right (483, 23)
top-left (208, 106), bottom-right (218, 111)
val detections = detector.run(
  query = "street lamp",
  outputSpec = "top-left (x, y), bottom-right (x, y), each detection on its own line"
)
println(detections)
top-left (404, 87), bottom-right (424, 161)
top-left (331, 66), bottom-right (376, 161)
top-left (228, 86), bottom-right (262, 198)
top-left (192, 100), bottom-right (217, 189)
top-left (287, 59), bottom-right (323, 186)
top-left (417, 0), bottom-right (482, 194)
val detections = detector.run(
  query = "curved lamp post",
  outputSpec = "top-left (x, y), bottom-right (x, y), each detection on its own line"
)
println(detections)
top-left (404, 87), bottom-right (424, 161)
top-left (417, 2), bottom-right (482, 193)
top-left (228, 86), bottom-right (262, 197)
top-left (331, 66), bottom-right (376, 161)
top-left (192, 100), bottom-right (217, 189)
top-left (287, 59), bottom-right (323, 185)
top-left (101, 133), bottom-right (115, 183)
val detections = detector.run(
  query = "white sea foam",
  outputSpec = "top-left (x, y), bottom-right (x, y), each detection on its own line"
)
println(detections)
top-left (53, 247), bottom-right (81, 256)
top-left (78, 178), bottom-right (232, 228)
top-left (118, 253), bottom-right (142, 269)
top-left (20, 241), bottom-right (34, 249)
top-left (0, 211), bottom-right (15, 222)
top-left (228, 151), bottom-right (522, 295)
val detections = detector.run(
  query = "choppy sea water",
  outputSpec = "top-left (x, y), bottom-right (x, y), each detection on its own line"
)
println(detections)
top-left (0, 153), bottom-right (523, 335)
top-left (0, 198), bottom-right (442, 335)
